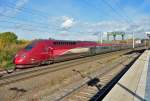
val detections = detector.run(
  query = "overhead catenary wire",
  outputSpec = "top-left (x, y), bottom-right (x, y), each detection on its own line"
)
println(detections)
top-left (0, 13), bottom-right (55, 29)
top-left (0, 24), bottom-right (49, 33)
top-left (83, 0), bottom-right (124, 22)
top-left (101, 0), bottom-right (132, 25)
top-left (2, 0), bottom-right (50, 20)
top-left (0, 1), bottom-right (61, 33)
top-left (0, 19), bottom-right (57, 31)
top-left (0, 0), bottom-right (137, 39)
top-left (83, 0), bottom-right (134, 41)
top-left (111, 0), bottom-right (135, 24)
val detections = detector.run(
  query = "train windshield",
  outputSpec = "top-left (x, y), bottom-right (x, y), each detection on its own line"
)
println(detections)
top-left (24, 42), bottom-right (36, 51)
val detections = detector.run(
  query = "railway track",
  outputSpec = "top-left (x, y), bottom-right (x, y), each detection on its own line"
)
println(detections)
top-left (0, 49), bottom-right (136, 87)
top-left (40, 50), bottom-right (143, 101)
top-left (0, 48), bottom-right (145, 101)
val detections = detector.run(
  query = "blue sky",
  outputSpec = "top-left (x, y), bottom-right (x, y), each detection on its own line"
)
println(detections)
top-left (0, 0), bottom-right (150, 40)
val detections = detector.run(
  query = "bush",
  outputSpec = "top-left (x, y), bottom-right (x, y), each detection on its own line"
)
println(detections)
top-left (0, 32), bottom-right (30, 69)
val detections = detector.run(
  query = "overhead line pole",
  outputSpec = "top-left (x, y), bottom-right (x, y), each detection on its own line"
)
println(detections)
top-left (132, 32), bottom-right (135, 49)
top-left (100, 32), bottom-right (103, 44)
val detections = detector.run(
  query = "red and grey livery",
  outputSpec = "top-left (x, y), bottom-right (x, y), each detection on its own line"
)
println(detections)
top-left (13, 39), bottom-right (133, 69)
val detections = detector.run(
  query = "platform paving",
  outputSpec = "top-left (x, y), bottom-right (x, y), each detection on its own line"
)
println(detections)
top-left (103, 50), bottom-right (150, 101)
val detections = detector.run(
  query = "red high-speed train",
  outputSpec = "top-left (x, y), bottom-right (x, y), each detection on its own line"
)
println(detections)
top-left (13, 39), bottom-right (132, 69)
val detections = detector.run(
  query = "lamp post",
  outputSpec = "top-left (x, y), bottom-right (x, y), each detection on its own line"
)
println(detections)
top-left (100, 32), bottom-right (103, 44)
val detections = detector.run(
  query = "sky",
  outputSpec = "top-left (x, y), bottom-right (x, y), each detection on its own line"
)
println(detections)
top-left (0, 0), bottom-right (150, 40)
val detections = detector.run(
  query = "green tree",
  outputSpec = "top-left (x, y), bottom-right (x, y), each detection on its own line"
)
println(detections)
top-left (0, 32), bottom-right (18, 43)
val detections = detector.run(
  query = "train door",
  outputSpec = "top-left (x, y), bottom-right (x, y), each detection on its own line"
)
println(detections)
top-left (48, 47), bottom-right (54, 60)
top-left (40, 45), bottom-right (49, 61)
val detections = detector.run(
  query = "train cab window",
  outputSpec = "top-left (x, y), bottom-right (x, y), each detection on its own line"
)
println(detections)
top-left (24, 42), bottom-right (36, 51)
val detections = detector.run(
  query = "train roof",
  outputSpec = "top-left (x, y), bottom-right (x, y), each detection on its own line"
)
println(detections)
top-left (32, 39), bottom-right (97, 43)
top-left (30, 39), bottom-right (123, 46)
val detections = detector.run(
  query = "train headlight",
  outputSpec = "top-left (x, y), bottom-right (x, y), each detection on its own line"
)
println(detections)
top-left (21, 54), bottom-right (26, 59)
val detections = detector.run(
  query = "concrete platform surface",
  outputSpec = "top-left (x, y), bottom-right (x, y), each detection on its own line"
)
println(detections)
top-left (103, 50), bottom-right (150, 101)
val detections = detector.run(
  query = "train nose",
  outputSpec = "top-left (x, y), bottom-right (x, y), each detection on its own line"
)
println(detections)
top-left (14, 54), bottom-right (27, 64)
top-left (14, 57), bottom-right (24, 64)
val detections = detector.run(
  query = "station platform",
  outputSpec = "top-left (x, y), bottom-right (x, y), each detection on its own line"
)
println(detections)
top-left (103, 50), bottom-right (150, 101)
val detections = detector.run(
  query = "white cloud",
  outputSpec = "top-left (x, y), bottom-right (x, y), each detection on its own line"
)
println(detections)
top-left (68, 15), bottom-right (150, 40)
top-left (61, 16), bottom-right (75, 30)
top-left (15, 0), bottom-right (29, 9)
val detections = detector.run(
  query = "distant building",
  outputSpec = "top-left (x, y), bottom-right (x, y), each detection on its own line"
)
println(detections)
top-left (135, 40), bottom-right (141, 44)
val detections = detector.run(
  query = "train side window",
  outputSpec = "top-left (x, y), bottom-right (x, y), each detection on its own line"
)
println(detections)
top-left (54, 42), bottom-right (57, 45)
